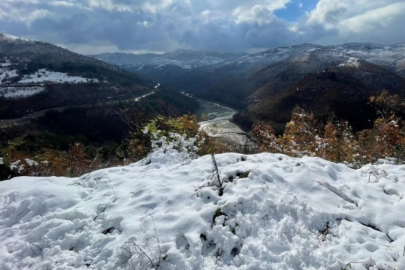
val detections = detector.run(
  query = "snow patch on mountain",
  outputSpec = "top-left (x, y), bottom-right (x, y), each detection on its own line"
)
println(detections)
top-left (92, 50), bottom-right (243, 70)
top-left (1, 66), bottom-right (101, 98)
top-left (339, 57), bottom-right (361, 68)
top-left (0, 33), bottom-right (28, 42)
top-left (0, 68), bottom-right (19, 82)
top-left (19, 69), bottom-right (99, 84)
top-left (0, 86), bottom-right (45, 98)
top-left (1, 150), bottom-right (405, 270)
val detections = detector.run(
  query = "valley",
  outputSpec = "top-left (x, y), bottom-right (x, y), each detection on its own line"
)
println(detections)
top-left (1, 0), bottom-right (405, 268)
top-left (0, 89), bottom-right (158, 129)
top-left (2, 33), bottom-right (405, 177)
top-left (197, 99), bottom-right (249, 147)
top-left (94, 43), bottom-right (405, 134)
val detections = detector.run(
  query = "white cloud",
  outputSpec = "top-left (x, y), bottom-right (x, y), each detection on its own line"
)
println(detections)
top-left (339, 2), bottom-right (405, 33)
top-left (233, 5), bottom-right (275, 25)
top-left (0, 0), bottom-right (404, 54)
top-left (51, 1), bottom-right (76, 7)
top-left (232, 0), bottom-right (290, 25)
top-left (304, 0), bottom-right (405, 44)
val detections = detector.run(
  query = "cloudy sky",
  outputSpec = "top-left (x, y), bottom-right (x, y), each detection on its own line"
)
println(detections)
top-left (1, 0), bottom-right (405, 54)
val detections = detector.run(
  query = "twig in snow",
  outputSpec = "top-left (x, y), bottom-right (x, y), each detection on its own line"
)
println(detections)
top-left (117, 215), bottom-right (164, 269)
top-left (369, 257), bottom-right (378, 270)
top-left (29, 242), bottom-right (42, 255)
top-left (109, 179), bottom-right (116, 196)
top-left (341, 262), bottom-right (363, 270)
top-left (318, 182), bottom-right (358, 206)
top-left (211, 154), bottom-right (224, 196)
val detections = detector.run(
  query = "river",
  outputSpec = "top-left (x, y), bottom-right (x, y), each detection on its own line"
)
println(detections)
top-left (196, 99), bottom-right (250, 148)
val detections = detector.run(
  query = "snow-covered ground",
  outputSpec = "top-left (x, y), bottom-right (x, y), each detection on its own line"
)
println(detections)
top-left (1, 148), bottom-right (405, 270)
top-left (19, 69), bottom-right (99, 84)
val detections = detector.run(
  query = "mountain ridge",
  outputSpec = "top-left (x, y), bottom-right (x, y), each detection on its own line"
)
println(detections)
top-left (91, 41), bottom-right (405, 132)
top-left (0, 32), bottom-right (155, 119)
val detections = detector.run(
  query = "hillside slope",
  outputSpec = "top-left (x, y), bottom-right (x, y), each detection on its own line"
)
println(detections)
top-left (1, 149), bottom-right (405, 269)
top-left (0, 33), bottom-right (154, 119)
top-left (92, 49), bottom-right (243, 70)
top-left (333, 43), bottom-right (405, 77)
top-left (249, 59), bottom-right (405, 132)
top-left (92, 43), bottom-right (405, 110)
top-left (191, 44), bottom-right (405, 109)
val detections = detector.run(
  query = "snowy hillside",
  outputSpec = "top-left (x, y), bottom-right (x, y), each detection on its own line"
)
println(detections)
top-left (0, 32), bottom-right (153, 105)
top-left (334, 43), bottom-right (405, 76)
top-left (0, 67), bottom-right (100, 99)
top-left (19, 69), bottom-right (100, 84)
top-left (0, 33), bottom-right (29, 42)
top-left (92, 49), bottom-right (244, 70)
top-left (1, 149), bottom-right (405, 269)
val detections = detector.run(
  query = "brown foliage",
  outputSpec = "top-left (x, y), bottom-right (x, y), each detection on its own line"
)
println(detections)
top-left (253, 93), bottom-right (405, 166)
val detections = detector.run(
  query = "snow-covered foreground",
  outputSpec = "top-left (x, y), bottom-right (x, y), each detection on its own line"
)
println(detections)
top-left (1, 150), bottom-right (405, 269)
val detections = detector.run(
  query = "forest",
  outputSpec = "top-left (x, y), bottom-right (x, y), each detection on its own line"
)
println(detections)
top-left (2, 90), bottom-right (404, 180)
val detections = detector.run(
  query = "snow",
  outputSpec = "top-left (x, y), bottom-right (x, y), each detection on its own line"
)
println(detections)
top-left (93, 51), bottom-right (236, 70)
top-left (134, 91), bottom-right (156, 102)
top-left (0, 61), bottom-right (12, 67)
top-left (0, 66), bottom-right (100, 99)
top-left (0, 68), bottom-right (19, 82)
top-left (24, 159), bottom-right (38, 167)
top-left (1, 149), bottom-right (405, 269)
top-left (9, 160), bottom-right (25, 174)
top-left (339, 57), bottom-right (361, 68)
top-left (19, 69), bottom-right (99, 84)
top-left (0, 86), bottom-right (45, 98)
top-left (0, 33), bottom-right (26, 41)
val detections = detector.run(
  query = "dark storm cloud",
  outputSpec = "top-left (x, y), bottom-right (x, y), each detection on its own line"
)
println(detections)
top-left (0, 0), bottom-right (404, 54)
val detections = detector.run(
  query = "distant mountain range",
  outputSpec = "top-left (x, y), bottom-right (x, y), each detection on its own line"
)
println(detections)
top-left (0, 33), bottom-right (155, 119)
top-left (2, 32), bottom-right (403, 132)
top-left (92, 43), bottom-right (405, 132)
top-left (91, 49), bottom-right (245, 70)
top-left (91, 43), bottom-right (405, 79)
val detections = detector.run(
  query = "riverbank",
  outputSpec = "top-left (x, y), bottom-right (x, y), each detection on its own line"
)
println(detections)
top-left (196, 99), bottom-right (251, 149)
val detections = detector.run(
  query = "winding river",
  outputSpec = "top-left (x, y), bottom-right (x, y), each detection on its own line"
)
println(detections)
top-left (196, 99), bottom-right (249, 147)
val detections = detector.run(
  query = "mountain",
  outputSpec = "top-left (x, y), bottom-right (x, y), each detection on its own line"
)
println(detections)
top-left (91, 49), bottom-right (245, 88)
top-left (249, 60), bottom-right (405, 132)
top-left (92, 49), bottom-right (244, 69)
top-left (332, 43), bottom-right (405, 77)
top-left (92, 43), bottom-right (405, 132)
top-left (1, 148), bottom-right (405, 269)
top-left (241, 44), bottom-right (405, 132)
top-left (0, 33), bottom-right (155, 119)
top-left (93, 43), bottom-right (405, 108)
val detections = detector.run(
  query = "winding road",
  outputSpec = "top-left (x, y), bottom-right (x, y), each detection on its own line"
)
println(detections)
top-left (0, 87), bottom-right (158, 129)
